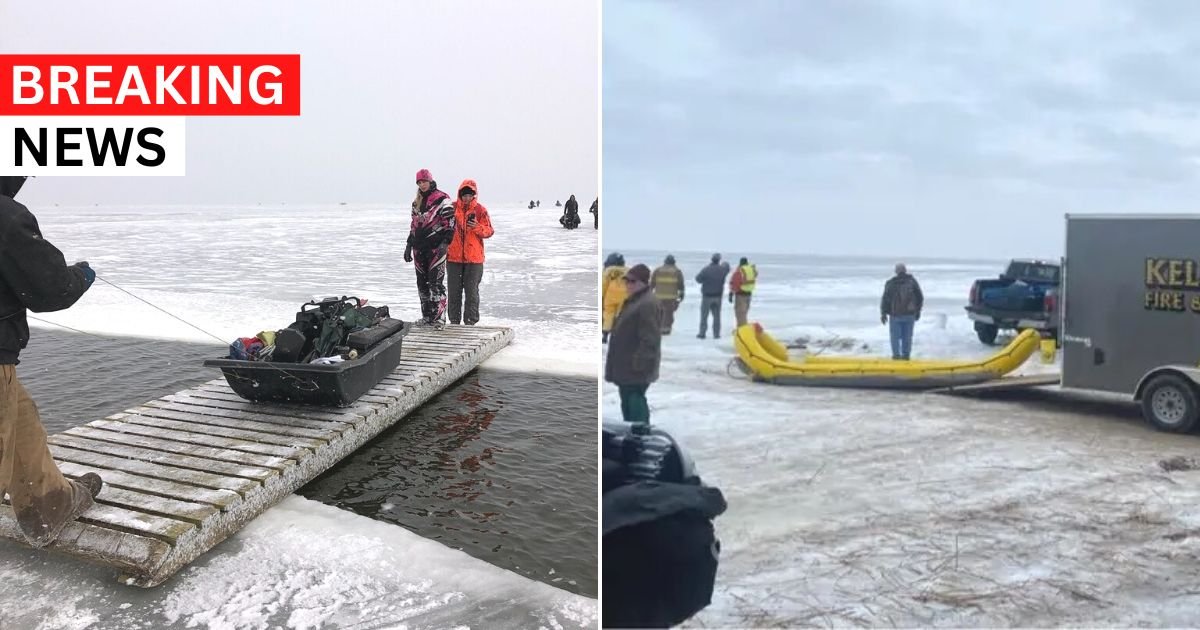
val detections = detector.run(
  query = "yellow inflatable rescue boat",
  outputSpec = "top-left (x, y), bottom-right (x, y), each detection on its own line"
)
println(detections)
top-left (733, 323), bottom-right (1040, 389)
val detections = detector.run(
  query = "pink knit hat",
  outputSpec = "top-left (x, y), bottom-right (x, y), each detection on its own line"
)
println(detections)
top-left (415, 168), bottom-right (433, 183)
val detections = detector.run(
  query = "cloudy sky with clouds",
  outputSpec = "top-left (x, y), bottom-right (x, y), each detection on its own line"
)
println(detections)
top-left (603, 0), bottom-right (1200, 260)
top-left (3, 0), bottom-right (597, 205)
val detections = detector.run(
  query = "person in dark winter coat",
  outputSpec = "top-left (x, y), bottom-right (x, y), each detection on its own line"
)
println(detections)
top-left (0, 176), bottom-right (104, 549)
top-left (404, 168), bottom-right (456, 328)
top-left (559, 194), bottom-right (581, 229)
top-left (881, 262), bottom-right (924, 360)
top-left (589, 198), bottom-right (598, 229)
top-left (605, 264), bottom-right (662, 425)
top-left (694, 253), bottom-right (731, 339)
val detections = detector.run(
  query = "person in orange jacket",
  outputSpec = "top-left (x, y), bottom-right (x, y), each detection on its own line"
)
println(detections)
top-left (447, 179), bottom-right (495, 325)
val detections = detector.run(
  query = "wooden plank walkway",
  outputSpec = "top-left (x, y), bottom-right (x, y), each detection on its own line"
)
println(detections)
top-left (0, 324), bottom-right (513, 587)
top-left (927, 372), bottom-right (1061, 395)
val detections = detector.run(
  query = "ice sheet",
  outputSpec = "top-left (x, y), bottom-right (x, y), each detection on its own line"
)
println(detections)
top-left (0, 496), bottom-right (595, 629)
top-left (602, 251), bottom-right (1200, 627)
top-left (2, 203), bottom-right (598, 627)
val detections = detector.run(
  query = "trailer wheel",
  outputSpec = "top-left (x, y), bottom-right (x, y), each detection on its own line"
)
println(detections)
top-left (1141, 374), bottom-right (1200, 433)
top-left (974, 323), bottom-right (998, 345)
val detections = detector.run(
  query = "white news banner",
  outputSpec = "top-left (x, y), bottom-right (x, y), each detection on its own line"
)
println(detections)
top-left (0, 116), bottom-right (185, 176)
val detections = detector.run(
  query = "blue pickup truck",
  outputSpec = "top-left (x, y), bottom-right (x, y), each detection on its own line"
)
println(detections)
top-left (965, 258), bottom-right (1061, 346)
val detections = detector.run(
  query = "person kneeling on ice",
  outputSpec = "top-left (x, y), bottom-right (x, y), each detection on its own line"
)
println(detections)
top-left (605, 264), bottom-right (662, 426)
top-left (404, 169), bottom-right (456, 329)
top-left (447, 179), bottom-right (494, 326)
top-left (0, 176), bottom-right (104, 548)
top-left (881, 262), bottom-right (924, 360)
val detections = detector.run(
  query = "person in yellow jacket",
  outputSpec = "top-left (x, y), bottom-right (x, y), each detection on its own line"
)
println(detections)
top-left (602, 252), bottom-right (628, 343)
top-left (729, 256), bottom-right (758, 328)
top-left (651, 254), bottom-right (685, 334)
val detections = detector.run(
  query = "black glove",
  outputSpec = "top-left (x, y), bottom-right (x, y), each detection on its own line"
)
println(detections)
top-left (403, 244), bottom-right (413, 263)
top-left (75, 261), bottom-right (96, 287)
top-left (728, 293), bottom-right (733, 304)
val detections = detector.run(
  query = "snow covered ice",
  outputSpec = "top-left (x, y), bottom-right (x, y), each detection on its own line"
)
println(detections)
top-left (605, 250), bottom-right (1200, 628)
top-left (0, 203), bottom-right (597, 629)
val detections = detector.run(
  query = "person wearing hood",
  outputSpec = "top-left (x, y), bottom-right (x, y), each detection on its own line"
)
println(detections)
top-left (447, 179), bottom-right (494, 326)
top-left (602, 252), bottom-right (628, 343)
top-left (404, 169), bottom-right (456, 328)
top-left (605, 264), bottom-right (662, 426)
top-left (651, 254), bottom-right (685, 335)
top-left (589, 198), bottom-right (598, 230)
top-left (0, 176), bottom-right (104, 549)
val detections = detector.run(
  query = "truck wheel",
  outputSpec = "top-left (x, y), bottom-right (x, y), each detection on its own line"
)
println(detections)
top-left (975, 323), bottom-right (998, 345)
top-left (1141, 374), bottom-right (1200, 433)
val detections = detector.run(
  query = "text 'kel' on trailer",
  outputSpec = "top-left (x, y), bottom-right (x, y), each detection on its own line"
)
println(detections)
top-left (1060, 213), bottom-right (1200, 433)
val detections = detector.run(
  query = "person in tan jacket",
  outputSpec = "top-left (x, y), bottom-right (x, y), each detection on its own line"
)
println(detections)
top-left (604, 264), bottom-right (662, 427)
top-left (651, 254), bottom-right (685, 335)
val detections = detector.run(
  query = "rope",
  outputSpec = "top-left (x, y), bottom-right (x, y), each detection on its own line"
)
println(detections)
top-left (96, 276), bottom-right (230, 346)
top-left (37, 276), bottom-right (330, 391)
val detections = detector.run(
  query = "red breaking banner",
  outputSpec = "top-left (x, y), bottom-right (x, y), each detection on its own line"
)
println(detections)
top-left (0, 54), bottom-right (301, 116)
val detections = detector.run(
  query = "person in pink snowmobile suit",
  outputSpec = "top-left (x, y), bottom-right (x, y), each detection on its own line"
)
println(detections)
top-left (404, 168), bottom-right (456, 328)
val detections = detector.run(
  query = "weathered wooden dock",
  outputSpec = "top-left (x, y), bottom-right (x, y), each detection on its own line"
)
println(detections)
top-left (0, 325), bottom-right (513, 587)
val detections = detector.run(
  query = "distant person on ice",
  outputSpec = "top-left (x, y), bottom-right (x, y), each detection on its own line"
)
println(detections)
top-left (589, 197), bottom-right (598, 229)
top-left (404, 168), bottom-right (456, 329)
top-left (881, 262), bottom-right (924, 360)
top-left (605, 263), bottom-right (662, 427)
top-left (559, 195), bottom-right (581, 229)
top-left (729, 256), bottom-right (758, 329)
top-left (0, 175), bottom-right (104, 549)
top-left (651, 254), bottom-right (685, 335)
top-left (602, 252), bottom-right (628, 343)
top-left (447, 179), bottom-right (494, 326)
top-left (694, 253), bottom-right (730, 339)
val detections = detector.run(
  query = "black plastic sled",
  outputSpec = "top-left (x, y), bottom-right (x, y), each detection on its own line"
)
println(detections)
top-left (204, 300), bottom-right (411, 407)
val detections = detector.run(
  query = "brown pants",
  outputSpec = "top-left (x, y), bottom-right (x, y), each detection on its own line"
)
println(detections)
top-left (734, 294), bottom-right (752, 328)
top-left (0, 365), bottom-right (76, 542)
top-left (657, 298), bottom-right (679, 333)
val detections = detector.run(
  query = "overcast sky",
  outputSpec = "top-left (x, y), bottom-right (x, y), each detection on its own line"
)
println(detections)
top-left (603, 0), bottom-right (1200, 260)
top-left (2, 0), bottom-right (598, 205)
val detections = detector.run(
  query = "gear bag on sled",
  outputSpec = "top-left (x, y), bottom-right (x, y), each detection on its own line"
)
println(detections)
top-left (602, 421), bottom-right (728, 628)
top-left (204, 296), bottom-right (411, 407)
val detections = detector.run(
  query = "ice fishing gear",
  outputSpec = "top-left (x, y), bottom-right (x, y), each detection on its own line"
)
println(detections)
top-left (205, 296), bottom-right (409, 406)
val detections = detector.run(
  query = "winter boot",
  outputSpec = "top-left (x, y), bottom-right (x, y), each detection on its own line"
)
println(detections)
top-left (20, 472), bottom-right (103, 548)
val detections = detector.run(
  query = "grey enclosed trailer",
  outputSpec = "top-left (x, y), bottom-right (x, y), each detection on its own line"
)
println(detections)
top-left (1062, 213), bottom-right (1200, 432)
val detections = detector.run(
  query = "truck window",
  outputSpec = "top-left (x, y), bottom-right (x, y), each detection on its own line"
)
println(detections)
top-left (1005, 262), bottom-right (1060, 283)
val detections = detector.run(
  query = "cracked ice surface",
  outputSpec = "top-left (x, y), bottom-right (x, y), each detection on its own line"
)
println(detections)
top-left (0, 203), bottom-right (597, 629)
top-left (1, 496), bottom-right (594, 629)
